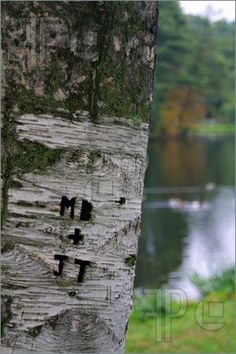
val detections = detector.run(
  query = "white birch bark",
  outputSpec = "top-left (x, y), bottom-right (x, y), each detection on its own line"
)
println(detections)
top-left (1, 113), bottom-right (149, 352)
top-left (1, 1), bottom-right (158, 352)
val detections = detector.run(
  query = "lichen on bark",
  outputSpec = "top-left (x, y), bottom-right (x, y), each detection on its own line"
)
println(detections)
top-left (2, 1), bottom-right (156, 121)
top-left (1, 1), bottom-right (158, 352)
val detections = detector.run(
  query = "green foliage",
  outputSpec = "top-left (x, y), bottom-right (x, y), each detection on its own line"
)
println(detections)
top-left (190, 123), bottom-right (235, 135)
top-left (154, 1), bottom-right (190, 104)
top-left (131, 288), bottom-right (193, 324)
top-left (126, 299), bottom-right (235, 352)
top-left (191, 267), bottom-right (235, 297)
top-left (187, 16), bottom-right (235, 122)
top-left (127, 268), bottom-right (235, 352)
top-left (131, 267), bottom-right (235, 323)
top-left (131, 291), bottom-right (171, 321)
top-left (153, 1), bottom-right (235, 136)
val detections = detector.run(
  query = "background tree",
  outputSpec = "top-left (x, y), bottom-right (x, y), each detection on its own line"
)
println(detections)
top-left (152, 0), bottom-right (235, 137)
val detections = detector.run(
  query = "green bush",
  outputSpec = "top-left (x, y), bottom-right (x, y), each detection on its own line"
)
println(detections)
top-left (191, 267), bottom-right (235, 297)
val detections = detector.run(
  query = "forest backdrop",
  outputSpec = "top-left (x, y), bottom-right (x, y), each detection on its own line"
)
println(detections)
top-left (152, 1), bottom-right (235, 138)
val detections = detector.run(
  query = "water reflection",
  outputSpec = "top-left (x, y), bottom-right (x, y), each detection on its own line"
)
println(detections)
top-left (168, 187), bottom-right (235, 298)
top-left (135, 137), bottom-right (235, 298)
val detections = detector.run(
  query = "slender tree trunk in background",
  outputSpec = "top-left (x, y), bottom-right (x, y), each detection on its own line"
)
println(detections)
top-left (1, 1), bottom-right (158, 352)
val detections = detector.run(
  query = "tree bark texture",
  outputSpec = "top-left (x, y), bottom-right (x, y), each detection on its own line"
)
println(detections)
top-left (1, 1), bottom-right (158, 353)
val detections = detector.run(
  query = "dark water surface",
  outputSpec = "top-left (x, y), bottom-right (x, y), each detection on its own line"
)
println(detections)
top-left (135, 136), bottom-right (235, 298)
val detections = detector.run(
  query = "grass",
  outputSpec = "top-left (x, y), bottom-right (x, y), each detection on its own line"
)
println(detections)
top-left (126, 267), bottom-right (235, 353)
top-left (191, 267), bottom-right (235, 297)
top-left (189, 123), bottom-right (235, 136)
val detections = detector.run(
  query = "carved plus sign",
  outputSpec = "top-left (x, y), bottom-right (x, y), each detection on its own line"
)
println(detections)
top-left (67, 228), bottom-right (84, 245)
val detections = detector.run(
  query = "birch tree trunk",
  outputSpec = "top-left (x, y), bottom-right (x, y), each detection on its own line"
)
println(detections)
top-left (1, 1), bottom-right (158, 352)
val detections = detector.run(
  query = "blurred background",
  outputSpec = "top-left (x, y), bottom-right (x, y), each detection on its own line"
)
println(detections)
top-left (126, 1), bottom-right (235, 352)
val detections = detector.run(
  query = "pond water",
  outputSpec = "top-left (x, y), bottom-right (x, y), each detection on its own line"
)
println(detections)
top-left (135, 136), bottom-right (235, 298)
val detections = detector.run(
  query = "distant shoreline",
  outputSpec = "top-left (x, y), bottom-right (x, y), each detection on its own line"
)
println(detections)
top-left (189, 123), bottom-right (235, 136)
top-left (150, 123), bottom-right (235, 140)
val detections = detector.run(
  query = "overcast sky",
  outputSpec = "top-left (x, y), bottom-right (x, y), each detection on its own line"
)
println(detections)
top-left (179, 1), bottom-right (235, 22)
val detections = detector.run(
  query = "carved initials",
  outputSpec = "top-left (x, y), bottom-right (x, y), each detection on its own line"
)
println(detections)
top-left (80, 199), bottom-right (93, 221)
top-left (53, 254), bottom-right (68, 276)
top-left (60, 196), bottom-right (76, 219)
top-left (74, 259), bottom-right (91, 282)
